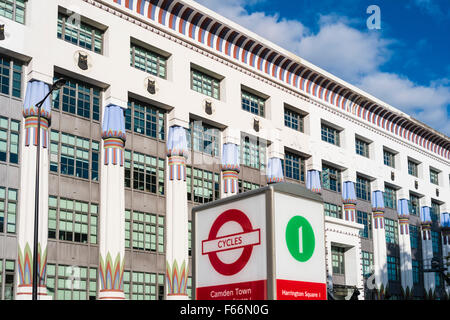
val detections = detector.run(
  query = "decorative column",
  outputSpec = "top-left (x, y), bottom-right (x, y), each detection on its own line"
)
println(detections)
top-left (98, 104), bottom-right (126, 300)
top-left (306, 170), bottom-right (321, 193)
top-left (342, 181), bottom-right (356, 222)
top-left (221, 143), bottom-right (240, 197)
top-left (266, 157), bottom-right (284, 184)
top-left (420, 206), bottom-right (435, 299)
top-left (15, 80), bottom-right (52, 300)
top-left (371, 190), bottom-right (388, 299)
top-left (440, 211), bottom-right (450, 297)
top-left (397, 198), bottom-right (414, 298)
top-left (165, 126), bottom-right (189, 300)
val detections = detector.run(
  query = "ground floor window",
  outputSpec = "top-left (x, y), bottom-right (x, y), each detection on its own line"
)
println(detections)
top-left (331, 246), bottom-right (345, 275)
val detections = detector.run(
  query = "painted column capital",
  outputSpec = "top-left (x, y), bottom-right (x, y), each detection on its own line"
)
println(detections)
top-left (221, 143), bottom-right (240, 172)
top-left (342, 181), bottom-right (356, 222)
top-left (221, 143), bottom-right (240, 196)
top-left (397, 199), bottom-right (410, 235)
top-left (372, 190), bottom-right (385, 229)
top-left (306, 170), bottom-right (321, 193)
top-left (342, 181), bottom-right (356, 204)
top-left (440, 212), bottom-right (450, 229)
top-left (420, 206), bottom-right (432, 225)
top-left (167, 126), bottom-right (189, 158)
top-left (266, 157), bottom-right (284, 184)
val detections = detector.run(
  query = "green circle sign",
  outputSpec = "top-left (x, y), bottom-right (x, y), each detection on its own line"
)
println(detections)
top-left (285, 216), bottom-right (315, 262)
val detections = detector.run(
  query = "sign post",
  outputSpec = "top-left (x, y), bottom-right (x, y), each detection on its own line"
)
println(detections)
top-left (193, 182), bottom-right (326, 300)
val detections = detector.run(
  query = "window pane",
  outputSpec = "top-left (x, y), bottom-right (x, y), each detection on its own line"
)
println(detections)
top-left (131, 44), bottom-right (167, 79)
top-left (58, 12), bottom-right (104, 54)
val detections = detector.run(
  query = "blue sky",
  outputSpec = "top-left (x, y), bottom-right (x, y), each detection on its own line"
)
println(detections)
top-left (195, 0), bottom-right (450, 136)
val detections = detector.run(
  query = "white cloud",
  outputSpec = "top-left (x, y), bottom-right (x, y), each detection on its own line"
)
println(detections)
top-left (195, 0), bottom-right (450, 135)
top-left (195, 0), bottom-right (309, 50)
top-left (413, 0), bottom-right (444, 16)
top-left (295, 21), bottom-right (392, 83)
top-left (357, 72), bottom-right (450, 135)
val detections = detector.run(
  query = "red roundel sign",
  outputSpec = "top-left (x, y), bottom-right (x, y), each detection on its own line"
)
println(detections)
top-left (202, 209), bottom-right (261, 276)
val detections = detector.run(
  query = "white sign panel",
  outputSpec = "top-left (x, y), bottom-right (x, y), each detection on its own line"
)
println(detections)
top-left (273, 191), bottom-right (326, 300)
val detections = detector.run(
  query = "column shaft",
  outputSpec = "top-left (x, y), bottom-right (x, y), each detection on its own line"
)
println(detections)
top-left (16, 80), bottom-right (51, 300)
top-left (371, 190), bottom-right (388, 299)
top-left (397, 199), bottom-right (413, 298)
top-left (165, 126), bottom-right (189, 300)
top-left (98, 104), bottom-right (126, 300)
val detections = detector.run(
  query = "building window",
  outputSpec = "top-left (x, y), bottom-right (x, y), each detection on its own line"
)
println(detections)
top-left (409, 194), bottom-right (420, 216)
top-left (130, 43), bottom-right (167, 79)
top-left (0, 55), bottom-right (22, 98)
top-left (412, 260), bottom-right (420, 285)
top-left (408, 160), bottom-right (418, 177)
top-left (431, 230), bottom-right (441, 257)
top-left (187, 120), bottom-right (220, 157)
top-left (383, 149), bottom-right (395, 168)
top-left (52, 76), bottom-right (101, 121)
top-left (191, 69), bottom-right (220, 99)
top-left (385, 218), bottom-right (398, 244)
top-left (2, 260), bottom-right (15, 300)
top-left (357, 211), bottom-right (372, 239)
top-left (157, 274), bottom-right (164, 300)
top-left (46, 264), bottom-right (97, 300)
top-left (355, 138), bottom-right (369, 158)
top-left (435, 273), bottom-right (442, 289)
top-left (0, 187), bottom-right (17, 234)
top-left (331, 246), bottom-right (345, 275)
top-left (383, 186), bottom-right (397, 209)
top-left (123, 270), bottom-right (162, 300)
top-left (125, 210), bottom-right (164, 253)
top-left (50, 131), bottom-right (99, 181)
top-left (322, 164), bottom-right (341, 192)
top-left (125, 100), bottom-right (165, 141)
top-left (324, 202), bottom-right (342, 219)
top-left (284, 152), bottom-right (305, 182)
top-left (240, 134), bottom-right (266, 170)
top-left (186, 167), bottom-right (220, 204)
top-left (284, 108), bottom-right (304, 132)
top-left (409, 225), bottom-right (419, 249)
top-left (321, 123), bottom-right (340, 146)
top-left (0, 117), bottom-right (20, 164)
top-left (387, 256), bottom-right (400, 282)
top-left (429, 168), bottom-right (439, 185)
top-left (124, 150), bottom-right (165, 196)
top-left (48, 196), bottom-right (98, 244)
top-left (356, 176), bottom-right (371, 201)
top-left (241, 90), bottom-right (265, 117)
top-left (431, 201), bottom-right (440, 223)
top-left (238, 180), bottom-right (260, 193)
top-left (0, 0), bottom-right (26, 23)
top-left (57, 12), bottom-right (103, 54)
top-left (361, 251), bottom-right (374, 278)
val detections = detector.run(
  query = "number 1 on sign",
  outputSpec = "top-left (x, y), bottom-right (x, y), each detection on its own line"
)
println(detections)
top-left (298, 226), bottom-right (303, 254)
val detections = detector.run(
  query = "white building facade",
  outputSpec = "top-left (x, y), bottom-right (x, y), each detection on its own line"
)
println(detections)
top-left (0, 0), bottom-right (448, 300)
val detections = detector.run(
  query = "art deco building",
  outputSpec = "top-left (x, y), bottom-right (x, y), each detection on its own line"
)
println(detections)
top-left (0, 0), bottom-right (448, 300)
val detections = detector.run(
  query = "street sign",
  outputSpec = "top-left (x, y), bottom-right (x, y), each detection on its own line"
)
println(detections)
top-left (274, 191), bottom-right (327, 300)
top-left (194, 193), bottom-right (268, 300)
top-left (193, 183), bottom-right (326, 300)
